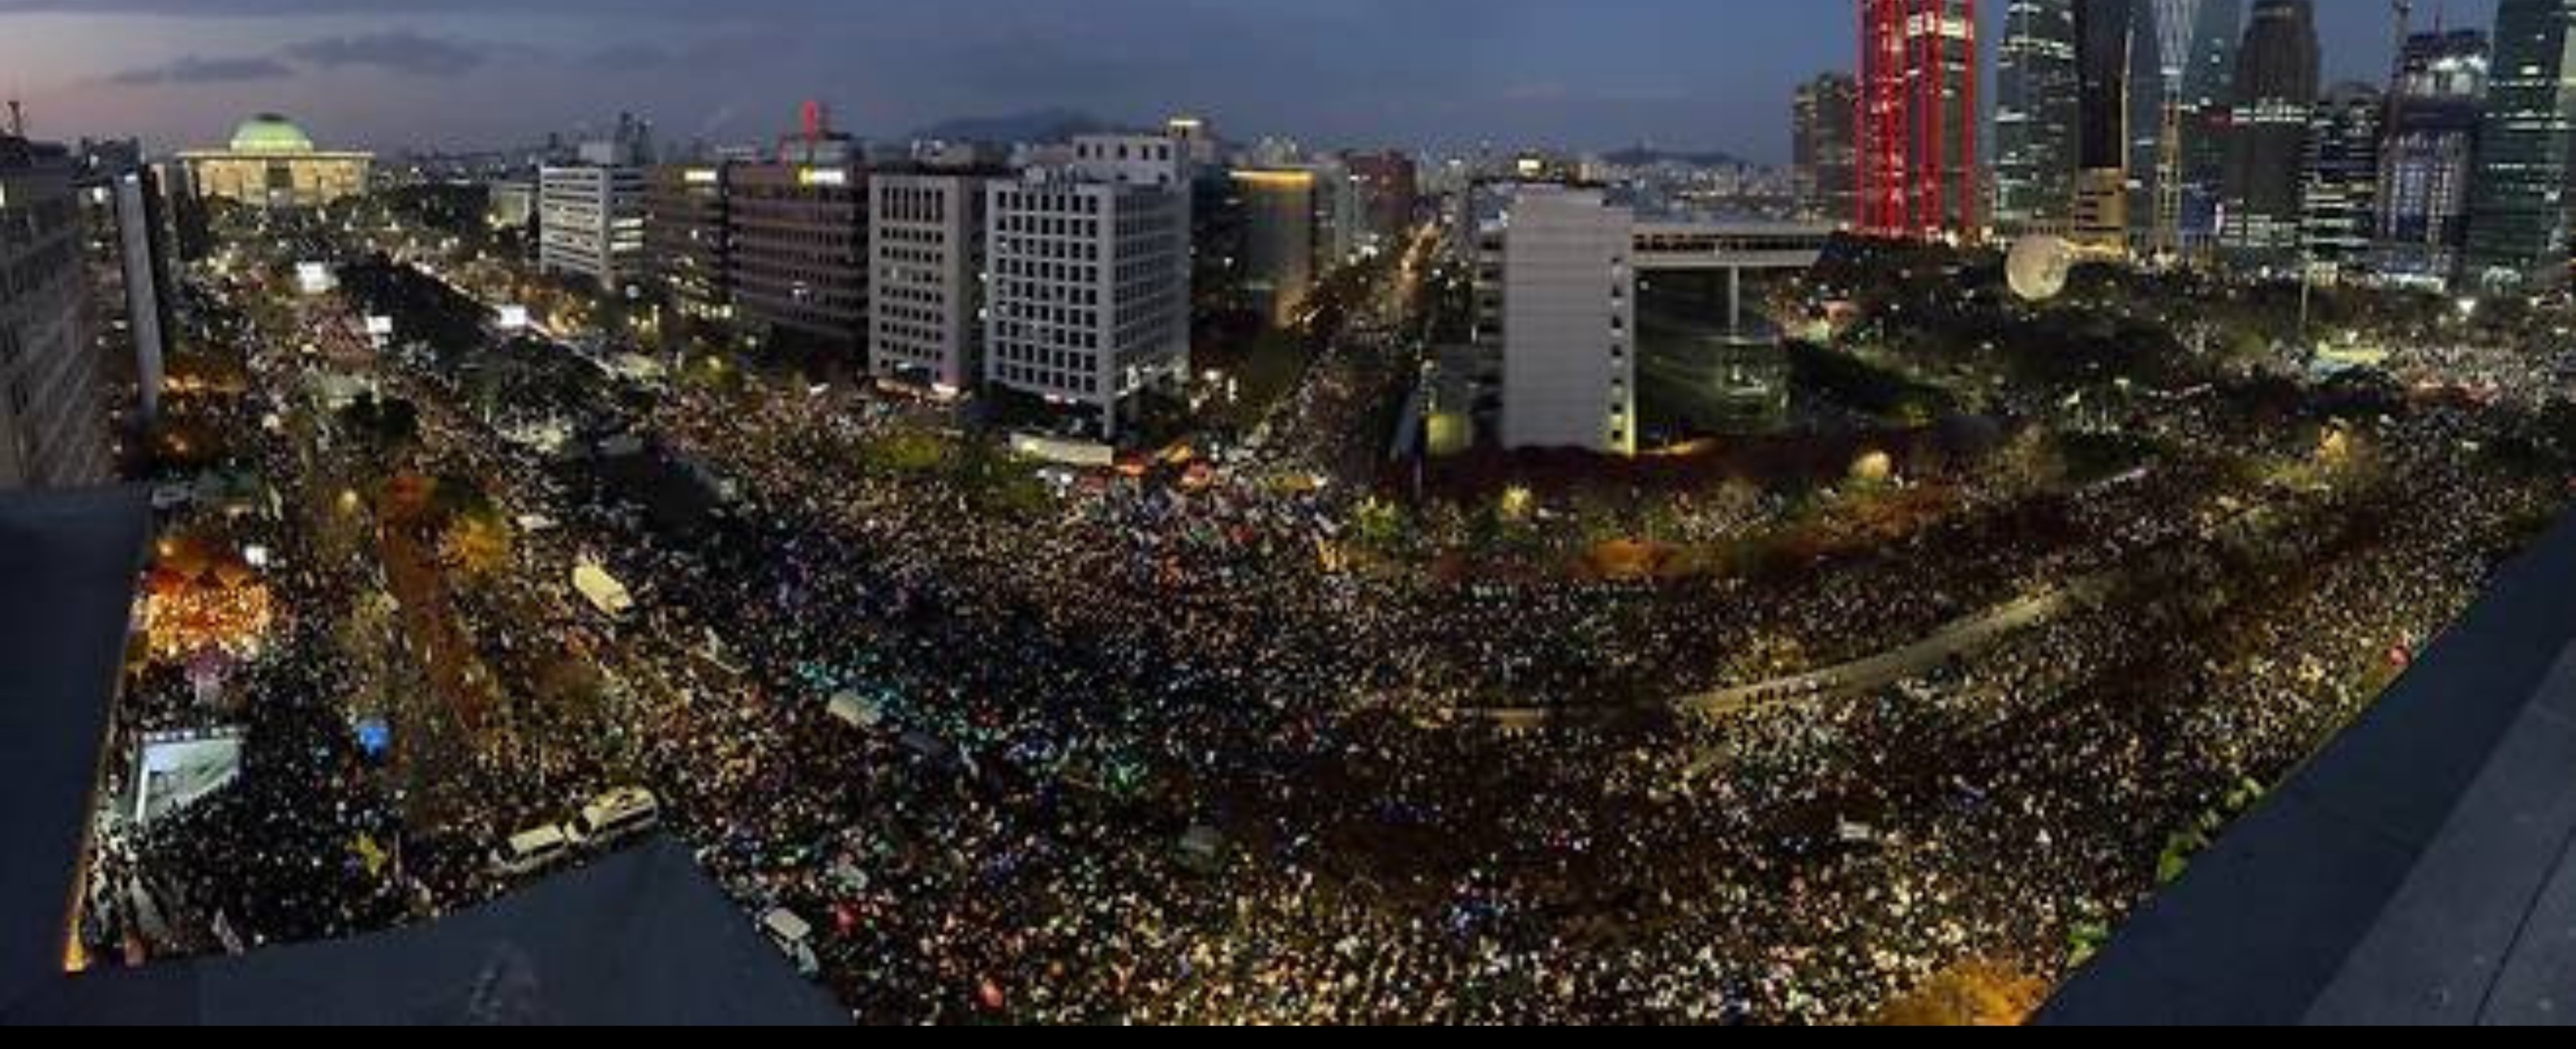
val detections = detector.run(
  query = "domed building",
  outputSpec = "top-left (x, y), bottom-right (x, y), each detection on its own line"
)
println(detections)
top-left (178, 113), bottom-right (372, 209)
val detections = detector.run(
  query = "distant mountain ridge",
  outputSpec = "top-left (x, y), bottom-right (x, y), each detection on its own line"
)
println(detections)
top-left (908, 109), bottom-right (1119, 145)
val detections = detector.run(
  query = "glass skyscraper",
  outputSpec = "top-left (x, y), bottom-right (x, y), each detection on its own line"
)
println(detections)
top-left (2221, 0), bottom-right (2320, 269)
top-left (2303, 83), bottom-right (2384, 274)
top-left (2379, 29), bottom-right (2490, 287)
top-left (2176, 0), bottom-right (2241, 254)
top-left (2463, 0), bottom-right (2576, 290)
top-left (1996, 0), bottom-right (2083, 233)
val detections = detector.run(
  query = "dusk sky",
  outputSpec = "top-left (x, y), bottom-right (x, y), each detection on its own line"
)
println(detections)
top-left (0, 0), bottom-right (2498, 162)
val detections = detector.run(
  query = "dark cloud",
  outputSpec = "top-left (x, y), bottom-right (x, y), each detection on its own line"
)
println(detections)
top-left (0, 0), bottom-right (770, 15)
top-left (106, 54), bottom-right (295, 86)
top-left (21, 0), bottom-right (2497, 159)
top-left (281, 31), bottom-right (497, 78)
top-left (579, 34), bottom-right (791, 73)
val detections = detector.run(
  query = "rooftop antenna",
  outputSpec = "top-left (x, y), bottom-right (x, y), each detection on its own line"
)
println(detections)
top-left (6, 99), bottom-right (23, 138)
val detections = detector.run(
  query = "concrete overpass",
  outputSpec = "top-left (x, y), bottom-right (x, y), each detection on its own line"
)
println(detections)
top-left (1631, 220), bottom-right (1835, 330)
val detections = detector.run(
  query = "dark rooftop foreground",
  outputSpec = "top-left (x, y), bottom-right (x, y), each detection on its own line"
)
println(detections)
top-left (0, 487), bottom-right (843, 1027)
top-left (0, 487), bottom-right (151, 1018)
top-left (2045, 510), bottom-right (2576, 1026)
top-left (8, 838), bottom-right (848, 1026)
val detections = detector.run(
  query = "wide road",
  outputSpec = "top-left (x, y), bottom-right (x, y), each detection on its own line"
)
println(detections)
top-left (1673, 574), bottom-right (2111, 718)
top-left (1454, 572), bottom-right (2116, 730)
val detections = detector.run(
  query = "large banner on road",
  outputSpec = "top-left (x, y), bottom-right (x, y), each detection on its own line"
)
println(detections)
top-left (132, 729), bottom-right (246, 826)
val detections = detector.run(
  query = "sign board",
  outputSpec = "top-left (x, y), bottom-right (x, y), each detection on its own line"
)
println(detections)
top-left (133, 729), bottom-right (247, 825)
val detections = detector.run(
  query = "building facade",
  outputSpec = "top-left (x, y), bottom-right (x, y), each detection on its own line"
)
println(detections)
top-left (2075, 0), bottom-right (2138, 250)
top-left (727, 156), bottom-right (869, 356)
top-left (2302, 83), bottom-right (2384, 275)
top-left (2, 135), bottom-right (113, 490)
top-left (538, 151), bottom-right (647, 290)
top-left (2379, 29), bottom-right (2490, 286)
top-left (1478, 185), bottom-right (1638, 456)
top-left (869, 170), bottom-right (996, 392)
top-left (1794, 73), bottom-right (1862, 226)
top-left (1859, 0), bottom-right (1982, 239)
top-left (486, 179), bottom-right (536, 231)
top-left (75, 140), bottom-right (177, 428)
top-left (982, 169), bottom-right (1191, 440)
top-left (1996, 1), bottom-right (2081, 233)
top-left (1069, 134), bottom-right (1191, 189)
top-left (1344, 150), bottom-right (1421, 248)
top-left (177, 114), bottom-right (370, 210)
top-left (643, 164), bottom-right (732, 323)
top-left (1230, 169), bottom-right (1320, 329)
top-left (2464, 0), bottom-right (2576, 290)
top-left (2175, 0), bottom-right (2243, 254)
top-left (2221, 0), bottom-right (2322, 268)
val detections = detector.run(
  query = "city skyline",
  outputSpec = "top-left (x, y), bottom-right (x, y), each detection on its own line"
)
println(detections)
top-left (0, 0), bottom-right (2496, 161)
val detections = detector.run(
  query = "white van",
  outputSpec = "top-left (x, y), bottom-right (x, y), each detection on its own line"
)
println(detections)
top-left (490, 825), bottom-right (572, 877)
top-left (761, 908), bottom-right (821, 977)
top-left (568, 788), bottom-right (661, 847)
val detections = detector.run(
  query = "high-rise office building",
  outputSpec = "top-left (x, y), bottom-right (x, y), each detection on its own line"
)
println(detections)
top-left (2175, 0), bottom-right (2243, 254)
top-left (2221, 0), bottom-right (2321, 268)
top-left (1230, 169), bottom-right (1320, 329)
top-left (982, 150), bottom-right (1190, 441)
top-left (729, 127), bottom-right (869, 358)
top-left (1859, 0), bottom-right (1982, 239)
top-left (539, 139), bottom-right (648, 290)
top-left (1472, 184), bottom-right (1639, 456)
top-left (869, 168), bottom-right (1000, 392)
top-left (2464, 0), bottom-right (2576, 290)
top-left (2302, 83), bottom-right (2384, 274)
top-left (1308, 159), bottom-right (1364, 272)
top-left (1, 134), bottom-right (113, 490)
top-left (2075, 0), bottom-right (2137, 250)
top-left (1998, 1), bottom-right (2080, 233)
top-left (644, 163), bottom-right (732, 324)
top-left (2378, 29), bottom-right (2490, 286)
top-left (73, 139), bottom-right (178, 428)
top-left (1344, 150), bottom-right (1420, 248)
top-left (1794, 73), bottom-right (1863, 226)
top-left (2129, 0), bottom-right (2212, 256)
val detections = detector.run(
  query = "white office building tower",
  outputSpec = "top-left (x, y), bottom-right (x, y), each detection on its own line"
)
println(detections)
top-left (539, 160), bottom-right (647, 290)
top-left (869, 171), bottom-right (996, 392)
top-left (982, 169), bottom-right (1190, 440)
top-left (1069, 134), bottom-right (1191, 189)
top-left (1480, 185), bottom-right (1638, 456)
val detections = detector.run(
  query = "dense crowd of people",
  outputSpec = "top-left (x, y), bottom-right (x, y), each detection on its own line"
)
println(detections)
top-left (76, 219), bottom-right (2576, 1023)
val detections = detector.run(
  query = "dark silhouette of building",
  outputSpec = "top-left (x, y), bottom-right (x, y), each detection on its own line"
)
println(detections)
top-left (2463, 0), bottom-right (2576, 290)
top-left (2302, 83), bottom-right (2383, 274)
top-left (1794, 73), bottom-right (1861, 226)
top-left (644, 162), bottom-right (732, 327)
top-left (2221, 0), bottom-right (2321, 268)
